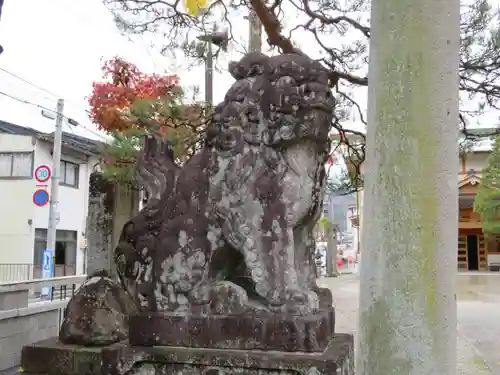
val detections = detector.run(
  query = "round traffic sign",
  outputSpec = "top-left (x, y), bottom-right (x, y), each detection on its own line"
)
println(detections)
top-left (33, 189), bottom-right (50, 207)
top-left (34, 165), bottom-right (51, 183)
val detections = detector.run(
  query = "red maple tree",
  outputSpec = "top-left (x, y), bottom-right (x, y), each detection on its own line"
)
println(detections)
top-left (88, 57), bottom-right (181, 133)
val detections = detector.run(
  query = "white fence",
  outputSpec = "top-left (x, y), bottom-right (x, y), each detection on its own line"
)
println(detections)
top-left (0, 264), bottom-right (77, 283)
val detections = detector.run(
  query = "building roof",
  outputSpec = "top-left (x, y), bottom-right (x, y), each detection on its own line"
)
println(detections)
top-left (460, 127), bottom-right (499, 153)
top-left (0, 120), bottom-right (106, 156)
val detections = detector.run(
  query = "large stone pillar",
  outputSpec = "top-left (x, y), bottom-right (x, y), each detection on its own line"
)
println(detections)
top-left (357, 0), bottom-right (459, 374)
top-left (85, 173), bottom-right (115, 278)
top-left (85, 196), bottom-right (114, 277)
top-left (111, 183), bottom-right (140, 252)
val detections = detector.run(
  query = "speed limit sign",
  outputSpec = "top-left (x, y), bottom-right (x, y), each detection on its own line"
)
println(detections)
top-left (34, 165), bottom-right (51, 183)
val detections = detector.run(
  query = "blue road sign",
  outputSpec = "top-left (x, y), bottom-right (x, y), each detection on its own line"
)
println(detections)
top-left (41, 248), bottom-right (54, 298)
top-left (33, 189), bottom-right (49, 207)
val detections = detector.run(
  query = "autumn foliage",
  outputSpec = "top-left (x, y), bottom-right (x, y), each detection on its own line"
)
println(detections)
top-left (89, 57), bottom-right (208, 184)
top-left (88, 57), bottom-right (181, 133)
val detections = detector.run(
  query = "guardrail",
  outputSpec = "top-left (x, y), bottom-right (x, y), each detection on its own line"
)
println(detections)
top-left (0, 275), bottom-right (86, 309)
top-left (0, 275), bottom-right (86, 371)
top-left (0, 264), bottom-right (77, 283)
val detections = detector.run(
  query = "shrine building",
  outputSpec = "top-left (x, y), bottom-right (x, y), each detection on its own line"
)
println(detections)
top-left (337, 128), bottom-right (500, 272)
top-left (458, 130), bottom-right (500, 271)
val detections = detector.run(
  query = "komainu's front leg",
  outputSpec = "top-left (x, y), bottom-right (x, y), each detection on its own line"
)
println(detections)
top-left (237, 206), bottom-right (319, 315)
top-left (294, 224), bottom-right (333, 309)
top-left (277, 224), bottom-right (319, 316)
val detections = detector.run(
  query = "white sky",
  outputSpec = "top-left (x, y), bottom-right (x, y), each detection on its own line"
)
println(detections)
top-left (0, 0), bottom-right (240, 141)
top-left (0, 0), bottom-right (497, 143)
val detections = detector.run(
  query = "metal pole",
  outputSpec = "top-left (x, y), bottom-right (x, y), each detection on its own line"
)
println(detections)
top-left (205, 42), bottom-right (213, 106)
top-left (356, 190), bottom-right (361, 255)
top-left (248, 9), bottom-right (262, 53)
top-left (46, 99), bottom-right (64, 259)
top-left (325, 222), bottom-right (335, 276)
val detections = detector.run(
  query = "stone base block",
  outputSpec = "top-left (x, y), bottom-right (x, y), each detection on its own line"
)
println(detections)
top-left (21, 334), bottom-right (354, 375)
top-left (129, 308), bottom-right (335, 353)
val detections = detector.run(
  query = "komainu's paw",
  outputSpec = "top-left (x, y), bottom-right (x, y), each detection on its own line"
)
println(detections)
top-left (209, 281), bottom-right (249, 315)
top-left (284, 288), bottom-right (320, 316)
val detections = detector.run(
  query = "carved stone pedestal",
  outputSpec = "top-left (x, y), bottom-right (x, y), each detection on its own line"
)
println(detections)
top-left (21, 334), bottom-right (354, 375)
top-left (129, 308), bottom-right (335, 352)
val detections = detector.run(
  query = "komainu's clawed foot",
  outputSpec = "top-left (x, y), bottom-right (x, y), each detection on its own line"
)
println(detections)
top-left (209, 281), bottom-right (248, 314)
top-left (267, 287), bottom-right (320, 316)
top-left (188, 280), bottom-right (211, 314)
top-left (285, 288), bottom-right (319, 316)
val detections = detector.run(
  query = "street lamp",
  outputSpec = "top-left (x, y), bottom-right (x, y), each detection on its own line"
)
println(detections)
top-left (196, 28), bottom-right (229, 106)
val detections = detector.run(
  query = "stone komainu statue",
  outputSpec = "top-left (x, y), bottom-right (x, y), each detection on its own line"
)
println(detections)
top-left (115, 53), bottom-right (335, 317)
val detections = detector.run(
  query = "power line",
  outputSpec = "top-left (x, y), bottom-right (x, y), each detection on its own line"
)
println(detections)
top-left (0, 67), bottom-right (60, 99)
top-left (0, 66), bottom-right (92, 116)
top-left (0, 68), bottom-right (107, 140)
top-left (0, 91), bottom-right (109, 141)
top-left (0, 91), bottom-right (60, 116)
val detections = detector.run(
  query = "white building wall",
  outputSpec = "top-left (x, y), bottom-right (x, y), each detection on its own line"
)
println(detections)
top-left (0, 133), bottom-right (97, 280)
top-left (0, 134), bottom-right (36, 266)
top-left (33, 140), bottom-right (97, 275)
top-left (464, 152), bottom-right (489, 172)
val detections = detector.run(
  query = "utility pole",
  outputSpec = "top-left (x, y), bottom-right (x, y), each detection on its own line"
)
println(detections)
top-left (248, 9), bottom-right (262, 53)
top-left (46, 99), bottom-right (64, 260)
top-left (325, 221), bottom-right (338, 277)
top-left (0, 0), bottom-right (4, 55)
top-left (205, 41), bottom-right (213, 106)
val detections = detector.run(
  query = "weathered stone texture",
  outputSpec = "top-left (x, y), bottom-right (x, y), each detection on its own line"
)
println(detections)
top-left (103, 334), bottom-right (354, 375)
top-left (59, 274), bottom-right (138, 346)
top-left (21, 335), bottom-right (354, 375)
top-left (86, 196), bottom-right (114, 277)
top-left (20, 53), bottom-right (350, 375)
top-left (115, 52), bottom-right (335, 319)
top-left (128, 307), bottom-right (335, 352)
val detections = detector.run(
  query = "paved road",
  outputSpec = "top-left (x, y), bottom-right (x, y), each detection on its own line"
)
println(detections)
top-left (319, 272), bottom-right (500, 374)
top-left (3, 273), bottom-right (498, 374)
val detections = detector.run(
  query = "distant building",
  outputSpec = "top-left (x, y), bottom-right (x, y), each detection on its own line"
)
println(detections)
top-left (322, 193), bottom-right (356, 235)
top-left (0, 120), bottom-right (104, 281)
top-left (345, 127), bottom-right (500, 272)
top-left (322, 148), bottom-right (359, 249)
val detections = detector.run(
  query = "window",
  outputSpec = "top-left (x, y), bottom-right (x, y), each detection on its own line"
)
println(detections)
top-left (60, 160), bottom-right (79, 188)
top-left (33, 229), bottom-right (77, 276)
top-left (0, 152), bottom-right (33, 178)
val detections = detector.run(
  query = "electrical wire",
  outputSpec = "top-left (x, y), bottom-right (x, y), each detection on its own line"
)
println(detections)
top-left (0, 4), bottom-right (164, 143)
top-left (0, 66), bottom-right (92, 116)
top-left (0, 67), bottom-right (60, 99)
top-left (0, 67), bottom-right (107, 141)
top-left (0, 91), bottom-right (60, 116)
top-left (0, 91), bottom-right (109, 141)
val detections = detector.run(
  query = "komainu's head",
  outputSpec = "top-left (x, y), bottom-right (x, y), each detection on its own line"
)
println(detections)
top-left (206, 53), bottom-right (335, 154)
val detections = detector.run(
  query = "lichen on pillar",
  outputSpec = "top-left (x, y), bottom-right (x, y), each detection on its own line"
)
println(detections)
top-left (357, 0), bottom-right (460, 374)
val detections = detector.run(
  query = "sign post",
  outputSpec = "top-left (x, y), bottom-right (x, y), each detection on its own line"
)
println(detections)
top-left (41, 248), bottom-right (55, 298)
top-left (33, 165), bottom-right (51, 207)
top-left (34, 165), bottom-right (51, 183)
